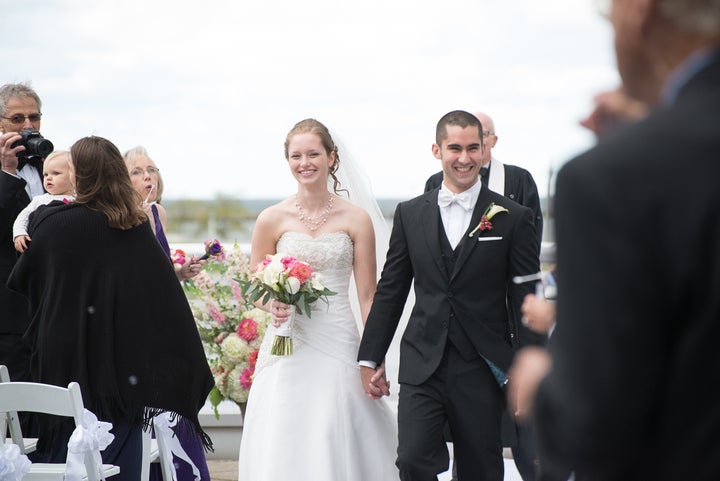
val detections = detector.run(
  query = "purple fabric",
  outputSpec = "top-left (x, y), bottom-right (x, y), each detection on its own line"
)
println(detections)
top-left (149, 204), bottom-right (210, 481)
top-left (151, 204), bottom-right (171, 257)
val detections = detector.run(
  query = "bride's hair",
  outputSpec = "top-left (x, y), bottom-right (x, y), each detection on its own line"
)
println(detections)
top-left (284, 118), bottom-right (346, 195)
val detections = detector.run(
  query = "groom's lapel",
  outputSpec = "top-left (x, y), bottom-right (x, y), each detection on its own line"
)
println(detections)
top-left (451, 187), bottom-right (491, 282)
top-left (421, 190), bottom-right (449, 280)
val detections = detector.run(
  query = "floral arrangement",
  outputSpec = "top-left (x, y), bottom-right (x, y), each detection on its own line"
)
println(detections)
top-left (239, 253), bottom-right (335, 355)
top-left (175, 242), bottom-right (271, 416)
top-left (468, 202), bottom-right (509, 237)
top-left (199, 238), bottom-right (225, 261)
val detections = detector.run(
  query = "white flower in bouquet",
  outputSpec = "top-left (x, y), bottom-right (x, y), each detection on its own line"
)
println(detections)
top-left (309, 272), bottom-right (326, 292)
top-left (285, 276), bottom-right (301, 295)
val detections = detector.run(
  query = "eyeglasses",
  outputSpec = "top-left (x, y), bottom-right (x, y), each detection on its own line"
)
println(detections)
top-left (483, 131), bottom-right (496, 137)
top-left (1, 113), bottom-right (42, 124)
top-left (130, 167), bottom-right (160, 176)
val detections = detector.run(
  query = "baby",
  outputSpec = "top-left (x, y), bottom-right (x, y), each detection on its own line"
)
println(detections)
top-left (13, 150), bottom-right (76, 253)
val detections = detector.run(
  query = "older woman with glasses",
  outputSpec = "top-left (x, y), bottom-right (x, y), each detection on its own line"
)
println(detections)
top-left (123, 145), bottom-right (210, 481)
top-left (124, 145), bottom-right (203, 281)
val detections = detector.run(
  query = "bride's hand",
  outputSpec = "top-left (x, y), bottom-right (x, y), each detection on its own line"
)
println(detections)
top-left (361, 362), bottom-right (390, 399)
top-left (270, 300), bottom-right (292, 327)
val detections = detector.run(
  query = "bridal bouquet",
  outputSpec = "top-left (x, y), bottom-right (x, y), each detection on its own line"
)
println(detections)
top-left (176, 243), bottom-right (271, 416)
top-left (239, 253), bottom-right (335, 355)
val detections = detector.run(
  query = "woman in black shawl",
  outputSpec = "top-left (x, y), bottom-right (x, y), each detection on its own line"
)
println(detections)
top-left (8, 136), bottom-right (213, 480)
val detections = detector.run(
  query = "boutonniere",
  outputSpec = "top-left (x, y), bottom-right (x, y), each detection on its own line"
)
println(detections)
top-left (468, 202), bottom-right (509, 237)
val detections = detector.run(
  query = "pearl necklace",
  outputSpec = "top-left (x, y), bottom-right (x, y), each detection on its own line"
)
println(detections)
top-left (295, 194), bottom-right (334, 232)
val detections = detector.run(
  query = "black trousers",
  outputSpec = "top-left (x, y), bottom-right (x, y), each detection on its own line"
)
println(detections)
top-left (397, 343), bottom-right (505, 481)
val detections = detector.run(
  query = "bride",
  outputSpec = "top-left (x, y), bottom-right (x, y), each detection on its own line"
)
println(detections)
top-left (237, 119), bottom-right (399, 480)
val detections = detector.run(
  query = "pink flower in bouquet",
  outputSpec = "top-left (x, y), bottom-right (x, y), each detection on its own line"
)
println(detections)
top-left (248, 349), bottom-right (259, 369)
top-left (239, 367), bottom-right (254, 389)
top-left (288, 261), bottom-right (313, 284)
top-left (171, 248), bottom-right (187, 266)
top-left (209, 304), bottom-right (226, 324)
top-left (236, 318), bottom-right (259, 342)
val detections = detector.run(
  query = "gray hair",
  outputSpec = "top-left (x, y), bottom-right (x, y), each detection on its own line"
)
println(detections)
top-left (0, 82), bottom-right (42, 117)
top-left (123, 145), bottom-right (165, 203)
top-left (660, 0), bottom-right (720, 35)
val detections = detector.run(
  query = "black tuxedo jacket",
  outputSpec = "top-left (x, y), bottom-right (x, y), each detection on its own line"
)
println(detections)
top-left (534, 55), bottom-right (720, 480)
top-left (425, 163), bottom-right (543, 247)
top-left (359, 186), bottom-right (540, 385)
top-left (0, 169), bottom-right (37, 334)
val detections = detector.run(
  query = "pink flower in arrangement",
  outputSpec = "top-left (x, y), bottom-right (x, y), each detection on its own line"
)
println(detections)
top-left (214, 331), bottom-right (230, 345)
top-left (171, 248), bottom-right (187, 266)
top-left (230, 280), bottom-right (244, 302)
top-left (236, 318), bottom-right (259, 342)
top-left (248, 349), bottom-right (259, 369)
top-left (239, 367), bottom-right (254, 389)
top-left (208, 304), bottom-right (226, 324)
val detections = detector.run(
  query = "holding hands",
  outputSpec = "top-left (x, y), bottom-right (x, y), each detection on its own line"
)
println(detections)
top-left (360, 363), bottom-right (390, 400)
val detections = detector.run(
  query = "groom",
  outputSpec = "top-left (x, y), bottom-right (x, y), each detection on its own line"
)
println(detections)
top-left (359, 110), bottom-right (539, 481)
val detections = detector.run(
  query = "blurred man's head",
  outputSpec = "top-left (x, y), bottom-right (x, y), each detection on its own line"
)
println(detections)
top-left (474, 112), bottom-right (497, 166)
top-left (0, 83), bottom-right (42, 134)
top-left (607, 0), bottom-right (720, 106)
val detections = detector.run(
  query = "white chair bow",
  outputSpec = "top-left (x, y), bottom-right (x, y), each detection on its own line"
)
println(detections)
top-left (153, 413), bottom-right (200, 481)
top-left (65, 409), bottom-right (114, 481)
top-left (0, 444), bottom-right (31, 481)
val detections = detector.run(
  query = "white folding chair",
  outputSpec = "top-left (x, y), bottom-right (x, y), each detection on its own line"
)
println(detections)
top-left (0, 367), bottom-right (120, 481)
top-left (0, 364), bottom-right (38, 454)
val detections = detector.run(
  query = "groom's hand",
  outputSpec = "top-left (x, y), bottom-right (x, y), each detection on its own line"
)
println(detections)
top-left (361, 365), bottom-right (390, 400)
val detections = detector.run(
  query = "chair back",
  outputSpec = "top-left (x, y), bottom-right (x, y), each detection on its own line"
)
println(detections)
top-left (0, 368), bottom-right (110, 481)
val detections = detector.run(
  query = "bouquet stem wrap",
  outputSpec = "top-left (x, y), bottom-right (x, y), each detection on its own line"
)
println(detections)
top-left (271, 305), bottom-right (296, 356)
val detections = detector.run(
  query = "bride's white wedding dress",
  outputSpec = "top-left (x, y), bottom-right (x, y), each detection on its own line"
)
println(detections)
top-left (237, 231), bottom-right (399, 481)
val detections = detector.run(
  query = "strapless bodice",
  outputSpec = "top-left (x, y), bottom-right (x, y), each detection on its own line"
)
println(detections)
top-left (256, 231), bottom-right (359, 372)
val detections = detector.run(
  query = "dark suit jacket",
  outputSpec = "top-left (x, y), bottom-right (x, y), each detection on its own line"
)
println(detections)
top-left (0, 169), bottom-right (36, 334)
top-left (534, 55), bottom-right (720, 480)
top-left (425, 163), bottom-right (543, 247)
top-left (359, 187), bottom-right (540, 385)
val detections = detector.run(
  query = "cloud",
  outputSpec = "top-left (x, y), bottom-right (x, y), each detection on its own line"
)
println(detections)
top-left (3, 0), bottom-right (616, 200)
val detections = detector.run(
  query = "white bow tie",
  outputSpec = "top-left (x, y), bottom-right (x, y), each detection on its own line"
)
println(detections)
top-left (438, 189), bottom-right (473, 210)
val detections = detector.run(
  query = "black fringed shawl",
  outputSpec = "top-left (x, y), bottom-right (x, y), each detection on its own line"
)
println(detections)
top-left (8, 203), bottom-right (214, 450)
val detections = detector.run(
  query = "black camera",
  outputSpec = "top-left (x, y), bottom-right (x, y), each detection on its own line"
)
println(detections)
top-left (11, 129), bottom-right (54, 160)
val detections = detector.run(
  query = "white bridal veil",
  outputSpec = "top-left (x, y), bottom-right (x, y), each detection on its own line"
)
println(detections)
top-left (331, 136), bottom-right (412, 412)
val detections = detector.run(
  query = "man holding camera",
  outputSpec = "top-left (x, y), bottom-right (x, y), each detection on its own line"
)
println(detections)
top-left (0, 82), bottom-right (46, 386)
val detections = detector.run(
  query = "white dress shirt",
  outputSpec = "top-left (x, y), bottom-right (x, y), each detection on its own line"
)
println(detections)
top-left (17, 164), bottom-right (45, 197)
top-left (438, 179), bottom-right (482, 249)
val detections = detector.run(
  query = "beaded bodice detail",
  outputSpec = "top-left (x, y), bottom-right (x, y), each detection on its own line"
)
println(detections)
top-left (255, 231), bottom-right (357, 372)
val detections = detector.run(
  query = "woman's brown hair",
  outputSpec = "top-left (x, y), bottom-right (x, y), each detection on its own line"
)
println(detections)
top-left (71, 136), bottom-right (146, 229)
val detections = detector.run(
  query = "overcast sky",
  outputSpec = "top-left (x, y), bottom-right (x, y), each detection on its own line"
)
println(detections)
top-left (5, 0), bottom-right (617, 200)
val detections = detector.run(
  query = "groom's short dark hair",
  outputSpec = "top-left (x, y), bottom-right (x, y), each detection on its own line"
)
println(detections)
top-left (435, 110), bottom-right (483, 145)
